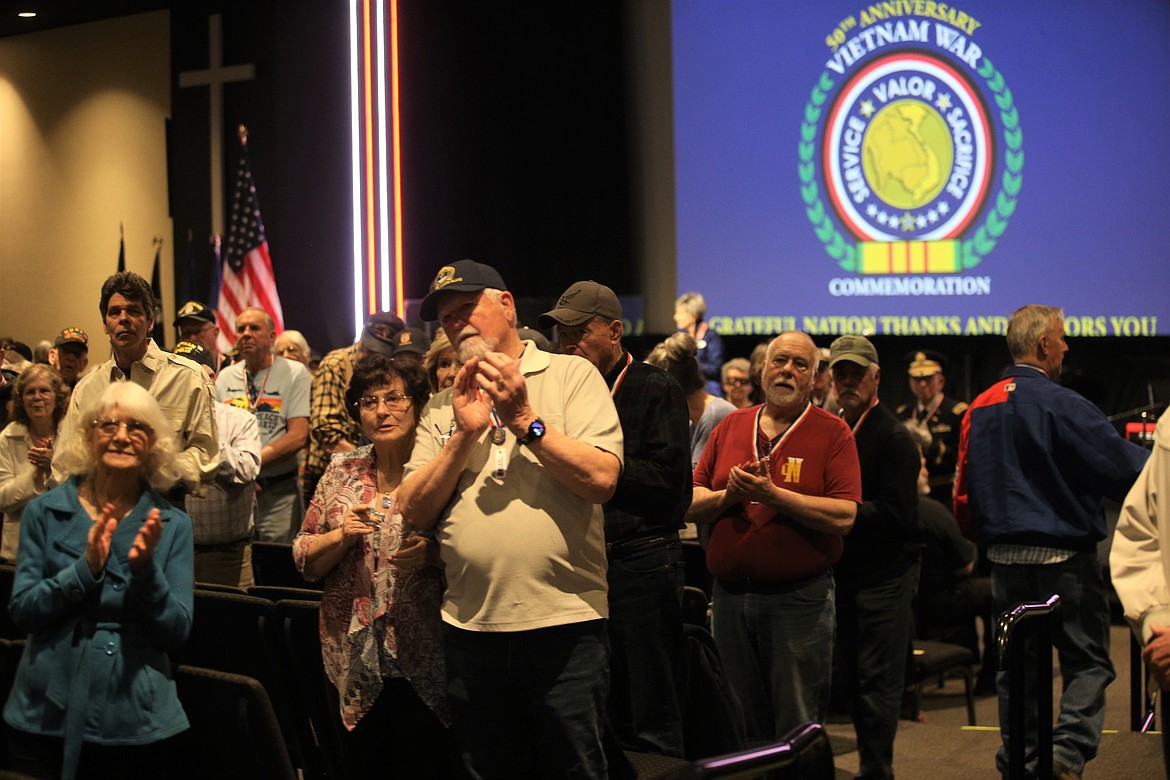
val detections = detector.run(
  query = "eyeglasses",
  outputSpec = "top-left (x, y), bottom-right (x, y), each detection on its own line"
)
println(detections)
top-left (92, 418), bottom-right (154, 440)
top-left (356, 393), bottom-right (412, 412)
top-left (723, 377), bottom-right (751, 386)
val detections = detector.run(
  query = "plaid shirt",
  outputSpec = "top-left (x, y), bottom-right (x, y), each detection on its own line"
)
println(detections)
top-left (603, 352), bottom-right (693, 543)
top-left (304, 344), bottom-right (361, 480)
top-left (185, 403), bottom-right (261, 544)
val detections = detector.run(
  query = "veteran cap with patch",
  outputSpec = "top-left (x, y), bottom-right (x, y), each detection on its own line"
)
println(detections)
top-left (54, 327), bottom-right (89, 350)
top-left (537, 281), bottom-right (622, 328)
top-left (829, 335), bottom-right (879, 368)
top-left (173, 301), bottom-right (215, 327)
top-left (392, 327), bottom-right (431, 357)
top-left (418, 260), bottom-right (507, 321)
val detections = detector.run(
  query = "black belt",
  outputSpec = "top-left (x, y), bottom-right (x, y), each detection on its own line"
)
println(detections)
top-left (606, 531), bottom-right (679, 559)
top-left (256, 471), bottom-right (297, 489)
top-left (194, 538), bottom-right (251, 553)
top-left (716, 568), bottom-right (831, 595)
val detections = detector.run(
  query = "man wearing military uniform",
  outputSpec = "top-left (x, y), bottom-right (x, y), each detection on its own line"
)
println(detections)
top-left (896, 351), bottom-right (967, 504)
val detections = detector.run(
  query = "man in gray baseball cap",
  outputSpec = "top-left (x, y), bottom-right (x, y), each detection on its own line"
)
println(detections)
top-left (541, 280), bottom-right (692, 756)
top-left (828, 333), bottom-right (922, 780)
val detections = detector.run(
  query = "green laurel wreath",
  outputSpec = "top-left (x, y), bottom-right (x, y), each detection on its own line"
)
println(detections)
top-left (797, 57), bottom-right (1024, 272)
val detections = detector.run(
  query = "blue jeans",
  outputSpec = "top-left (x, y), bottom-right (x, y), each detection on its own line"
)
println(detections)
top-left (991, 553), bottom-right (1115, 776)
top-left (606, 540), bottom-right (686, 757)
top-left (836, 560), bottom-right (920, 780)
top-left (442, 620), bottom-right (609, 780)
top-left (711, 570), bottom-right (835, 741)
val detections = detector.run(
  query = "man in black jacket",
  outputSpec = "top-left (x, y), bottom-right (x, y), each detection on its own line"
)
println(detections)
top-left (830, 335), bottom-right (922, 780)
top-left (541, 281), bottom-right (693, 757)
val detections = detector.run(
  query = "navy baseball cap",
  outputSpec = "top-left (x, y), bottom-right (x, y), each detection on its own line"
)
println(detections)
top-left (418, 260), bottom-right (507, 321)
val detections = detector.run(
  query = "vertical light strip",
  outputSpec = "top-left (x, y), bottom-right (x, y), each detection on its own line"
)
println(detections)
top-left (389, 0), bottom-right (406, 316)
top-left (375, 0), bottom-right (391, 313)
top-left (362, 0), bottom-right (378, 315)
top-left (348, 0), bottom-right (363, 339)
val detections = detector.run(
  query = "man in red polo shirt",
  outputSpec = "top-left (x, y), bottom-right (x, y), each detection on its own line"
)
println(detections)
top-left (689, 331), bottom-right (861, 742)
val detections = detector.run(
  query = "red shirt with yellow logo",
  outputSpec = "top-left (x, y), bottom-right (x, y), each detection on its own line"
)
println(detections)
top-left (695, 404), bottom-right (861, 583)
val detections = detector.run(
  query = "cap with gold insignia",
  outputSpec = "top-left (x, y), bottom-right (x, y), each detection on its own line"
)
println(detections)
top-left (54, 327), bottom-right (89, 350)
top-left (418, 260), bottom-right (507, 321)
top-left (906, 350), bottom-right (946, 378)
top-left (173, 301), bottom-right (215, 327)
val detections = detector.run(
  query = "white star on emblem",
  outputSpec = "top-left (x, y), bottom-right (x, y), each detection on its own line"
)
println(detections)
top-left (936, 94), bottom-right (953, 110)
top-left (916, 215), bottom-right (927, 228)
top-left (866, 204), bottom-right (878, 217)
top-left (937, 201), bottom-right (951, 215)
top-left (859, 100), bottom-right (875, 118)
top-left (927, 210), bottom-right (939, 223)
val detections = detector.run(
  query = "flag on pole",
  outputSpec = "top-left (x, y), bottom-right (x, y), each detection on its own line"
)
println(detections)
top-left (150, 237), bottom-right (166, 345)
top-left (208, 233), bottom-right (222, 312)
top-left (117, 222), bottom-right (126, 272)
top-left (215, 125), bottom-right (284, 355)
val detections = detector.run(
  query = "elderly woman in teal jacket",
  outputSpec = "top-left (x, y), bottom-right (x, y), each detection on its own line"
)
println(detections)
top-left (3, 381), bottom-right (194, 780)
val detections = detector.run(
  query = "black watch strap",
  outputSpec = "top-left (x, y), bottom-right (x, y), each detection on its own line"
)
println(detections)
top-left (517, 418), bottom-right (546, 446)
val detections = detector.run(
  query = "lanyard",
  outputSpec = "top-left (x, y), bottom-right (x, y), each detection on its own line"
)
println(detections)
top-left (754, 403), bottom-right (811, 464)
top-left (245, 364), bottom-right (272, 413)
top-left (609, 352), bottom-right (633, 398)
top-left (846, 395), bottom-right (880, 434)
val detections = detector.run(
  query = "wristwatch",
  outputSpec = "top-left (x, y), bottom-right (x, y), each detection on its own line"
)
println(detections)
top-left (517, 418), bottom-right (546, 446)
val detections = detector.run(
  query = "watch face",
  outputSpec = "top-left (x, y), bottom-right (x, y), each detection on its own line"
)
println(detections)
top-left (530, 419), bottom-right (545, 439)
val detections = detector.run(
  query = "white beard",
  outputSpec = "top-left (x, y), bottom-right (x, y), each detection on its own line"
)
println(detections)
top-left (457, 332), bottom-right (497, 362)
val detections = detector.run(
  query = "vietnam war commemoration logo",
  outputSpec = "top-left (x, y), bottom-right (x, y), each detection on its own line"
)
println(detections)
top-left (799, 4), bottom-right (1023, 297)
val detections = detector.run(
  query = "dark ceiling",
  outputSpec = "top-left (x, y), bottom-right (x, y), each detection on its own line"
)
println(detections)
top-left (0, 1), bottom-right (167, 39)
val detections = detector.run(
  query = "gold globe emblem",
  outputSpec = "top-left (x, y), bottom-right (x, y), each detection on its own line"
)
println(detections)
top-left (861, 99), bottom-right (953, 210)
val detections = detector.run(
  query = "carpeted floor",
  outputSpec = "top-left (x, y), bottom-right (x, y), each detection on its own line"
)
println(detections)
top-left (824, 624), bottom-right (1164, 779)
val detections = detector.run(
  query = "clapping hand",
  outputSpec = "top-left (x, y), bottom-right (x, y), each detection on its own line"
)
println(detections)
top-left (128, 508), bottom-right (164, 574)
top-left (26, 437), bottom-right (52, 474)
top-left (727, 459), bottom-right (775, 505)
top-left (451, 358), bottom-right (492, 435)
top-left (86, 502), bottom-right (120, 576)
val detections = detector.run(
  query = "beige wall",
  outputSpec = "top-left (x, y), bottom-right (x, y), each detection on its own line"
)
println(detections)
top-left (0, 11), bottom-right (171, 360)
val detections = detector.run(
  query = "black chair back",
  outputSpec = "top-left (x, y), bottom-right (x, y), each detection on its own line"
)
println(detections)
top-left (273, 599), bottom-right (347, 780)
top-left (181, 589), bottom-right (323, 779)
top-left (247, 584), bottom-right (323, 602)
top-left (174, 664), bottom-right (297, 780)
top-left (251, 541), bottom-right (323, 590)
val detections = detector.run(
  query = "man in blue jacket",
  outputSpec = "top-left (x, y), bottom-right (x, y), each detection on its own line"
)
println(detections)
top-left (955, 304), bottom-right (1149, 780)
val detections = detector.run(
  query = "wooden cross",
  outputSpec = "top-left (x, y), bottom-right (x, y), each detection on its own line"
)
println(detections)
top-left (177, 13), bottom-right (256, 237)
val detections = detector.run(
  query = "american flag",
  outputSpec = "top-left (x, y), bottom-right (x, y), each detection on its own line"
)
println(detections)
top-left (216, 139), bottom-right (284, 354)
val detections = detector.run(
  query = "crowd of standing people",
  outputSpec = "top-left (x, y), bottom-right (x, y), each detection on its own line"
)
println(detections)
top-left (0, 269), bottom-right (1164, 779)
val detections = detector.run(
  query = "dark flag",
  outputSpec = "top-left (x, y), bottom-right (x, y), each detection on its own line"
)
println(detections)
top-left (150, 238), bottom-right (166, 344)
top-left (117, 222), bottom-right (125, 272)
top-left (216, 125), bottom-right (284, 354)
